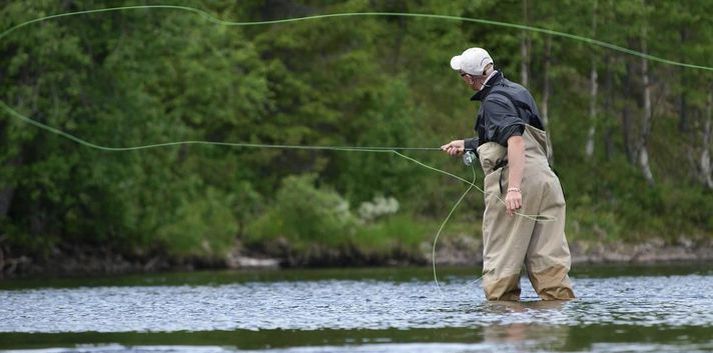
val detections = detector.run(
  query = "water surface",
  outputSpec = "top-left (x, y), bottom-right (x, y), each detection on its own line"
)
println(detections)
top-left (1, 265), bottom-right (711, 352)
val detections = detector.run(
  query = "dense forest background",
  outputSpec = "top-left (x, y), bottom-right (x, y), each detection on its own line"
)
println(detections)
top-left (1, 0), bottom-right (711, 272)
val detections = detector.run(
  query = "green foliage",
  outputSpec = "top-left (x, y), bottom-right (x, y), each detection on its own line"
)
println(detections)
top-left (246, 175), bottom-right (434, 264)
top-left (246, 174), bottom-right (356, 253)
top-left (353, 215), bottom-right (430, 256)
top-left (0, 0), bottom-right (711, 269)
top-left (155, 187), bottom-right (238, 258)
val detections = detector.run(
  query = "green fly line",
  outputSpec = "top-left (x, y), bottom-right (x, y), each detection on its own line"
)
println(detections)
top-left (1, 100), bottom-right (547, 292)
top-left (1, 4), bottom-right (711, 71)
top-left (3, 4), bottom-right (706, 293)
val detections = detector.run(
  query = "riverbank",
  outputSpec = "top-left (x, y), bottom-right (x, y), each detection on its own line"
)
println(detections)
top-left (427, 235), bottom-right (713, 265)
top-left (2, 235), bottom-right (712, 279)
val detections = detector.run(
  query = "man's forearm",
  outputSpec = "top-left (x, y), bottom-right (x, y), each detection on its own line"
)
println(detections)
top-left (507, 136), bottom-right (525, 190)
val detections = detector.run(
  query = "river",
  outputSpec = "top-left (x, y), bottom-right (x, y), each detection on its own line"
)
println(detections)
top-left (1, 264), bottom-right (711, 352)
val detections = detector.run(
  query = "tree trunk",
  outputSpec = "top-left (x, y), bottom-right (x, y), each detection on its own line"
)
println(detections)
top-left (541, 35), bottom-right (555, 164)
top-left (622, 61), bottom-right (635, 164)
top-left (585, 0), bottom-right (598, 158)
top-left (0, 188), bottom-right (14, 219)
top-left (678, 73), bottom-right (688, 132)
top-left (585, 64), bottom-right (598, 157)
top-left (390, 1), bottom-right (408, 72)
top-left (638, 8), bottom-right (655, 186)
top-left (700, 89), bottom-right (713, 189)
top-left (604, 55), bottom-right (615, 160)
top-left (541, 36), bottom-right (551, 128)
top-left (0, 156), bottom-right (22, 219)
top-left (678, 28), bottom-right (689, 132)
top-left (602, 55), bottom-right (614, 160)
top-left (520, 0), bottom-right (530, 87)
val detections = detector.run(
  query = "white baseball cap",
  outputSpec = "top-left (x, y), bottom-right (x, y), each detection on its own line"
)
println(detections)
top-left (450, 47), bottom-right (493, 75)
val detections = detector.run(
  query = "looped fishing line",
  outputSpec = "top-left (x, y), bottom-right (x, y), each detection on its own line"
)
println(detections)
top-left (429, 162), bottom-right (477, 295)
top-left (1, 5), bottom-right (711, 71)
top-left (393, 151), bottom-right (554, 293)
top-left (3, 100), bottom-right (556, 293)
top-left (6, 3), bottom-right (686, 292)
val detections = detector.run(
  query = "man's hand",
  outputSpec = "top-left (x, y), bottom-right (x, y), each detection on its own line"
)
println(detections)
top-left (441, 139), bottom-right (465, 156)
top-left (505, 188), bottom-right (522, 216)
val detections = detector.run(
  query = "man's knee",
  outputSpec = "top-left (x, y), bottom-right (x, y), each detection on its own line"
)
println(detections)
top-left (483, 273), bottom-right (522, 301)
top-left (528, 265), bottom-right (575, 300)
top-left (538, 286), bottom-right (575, 300)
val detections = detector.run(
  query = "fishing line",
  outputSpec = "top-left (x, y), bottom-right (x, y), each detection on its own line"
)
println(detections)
top-left (392, 150), bottom-right (553, 223)
top-left (3, 99), bottom-right (553, 293)
top-left (1, 4), bottom-right (598, 291)
top-left (1, 99), bottom-right (553, 226)
top-left (430, 162), bottom-right (477, 295)
top-left (0, 101), bottom-right (437, 153)
top-left (1, 5), bottom-right (711, 71)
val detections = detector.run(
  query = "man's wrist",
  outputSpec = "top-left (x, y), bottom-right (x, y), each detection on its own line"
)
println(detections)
top-left (507, 187), bottom-right (521, 193)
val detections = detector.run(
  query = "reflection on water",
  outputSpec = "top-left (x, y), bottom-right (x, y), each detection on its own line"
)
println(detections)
top-left (481, 303), bottom-right (569, 350)
top-left (0, 265), bottom-right (712, 352)
top-left (8, 342), bottom-right (710, 353)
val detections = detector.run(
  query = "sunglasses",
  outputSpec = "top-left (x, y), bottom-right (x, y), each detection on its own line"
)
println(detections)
top-left (459, 70), bottom-right (487, 78)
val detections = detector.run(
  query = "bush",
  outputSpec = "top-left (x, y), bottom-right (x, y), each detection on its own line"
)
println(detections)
top-left (155, 187), bottom-right (238, 258)
top-left (353, 214), bottom-right (430, 256)
top-left (246, 174), bottom-right (357, 254)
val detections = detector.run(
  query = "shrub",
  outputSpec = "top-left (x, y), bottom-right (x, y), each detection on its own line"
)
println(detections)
top-left (155, 187), bottom-right (238, 258)
top-left (246, 174), bottom-right (357, 253)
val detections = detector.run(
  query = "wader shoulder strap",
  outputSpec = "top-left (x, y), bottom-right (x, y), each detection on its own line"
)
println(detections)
top-left (488, 91), bottom-right (557, 194)
top-left (490, 90), bottom-right (552, 164)
top-left (489, 90), bottom-right (546, 132)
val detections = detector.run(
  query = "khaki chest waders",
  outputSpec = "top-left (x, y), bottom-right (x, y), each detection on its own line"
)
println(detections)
top-left (477, 124), bottom-right (575, 301)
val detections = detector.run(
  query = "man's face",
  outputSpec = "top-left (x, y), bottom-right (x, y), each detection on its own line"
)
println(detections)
top-left (459, 70), bottom-right (489, 91)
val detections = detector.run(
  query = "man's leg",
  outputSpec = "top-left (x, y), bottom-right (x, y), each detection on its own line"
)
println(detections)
top-left (481, 170), bottom-right (538, 301)
top-left (525, 179), bottom-right (575, 300)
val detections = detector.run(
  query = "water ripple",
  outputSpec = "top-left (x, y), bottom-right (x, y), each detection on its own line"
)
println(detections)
top-left (1, 274), bottom-right (711, 333)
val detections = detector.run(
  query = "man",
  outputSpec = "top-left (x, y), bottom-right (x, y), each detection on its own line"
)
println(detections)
top-left (441, 47), bottom-right (575, 301)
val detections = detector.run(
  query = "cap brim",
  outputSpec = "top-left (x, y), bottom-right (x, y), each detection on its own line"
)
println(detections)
top-left (450, 55), bottom-right (462, 71)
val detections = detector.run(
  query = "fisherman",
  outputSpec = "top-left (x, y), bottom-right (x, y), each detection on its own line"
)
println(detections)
top-left (441, 47), bottom-right (575, 301)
